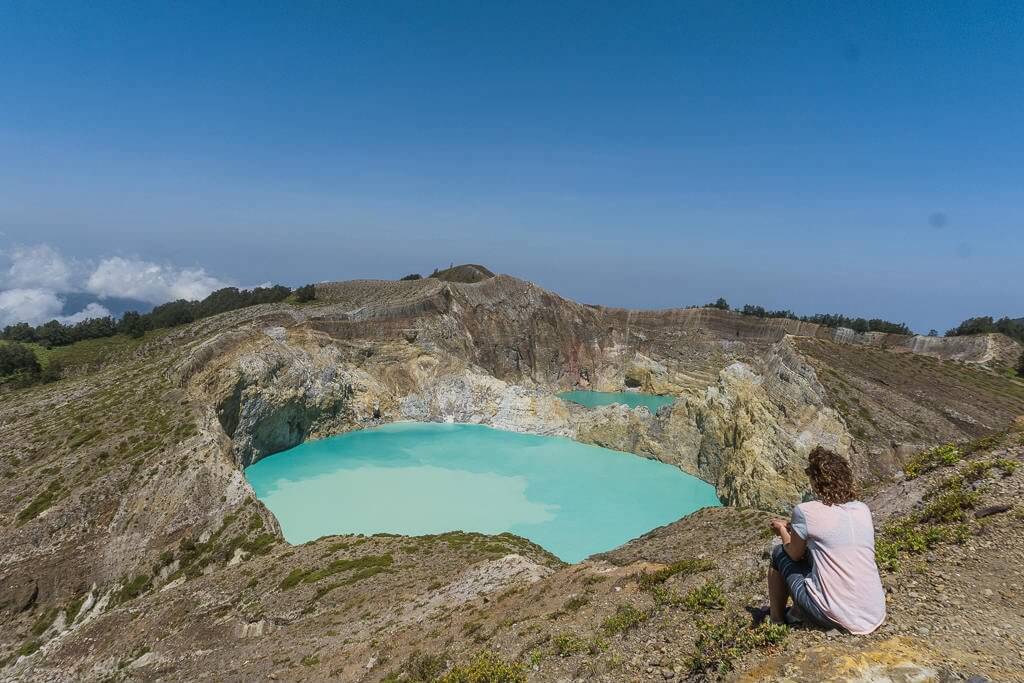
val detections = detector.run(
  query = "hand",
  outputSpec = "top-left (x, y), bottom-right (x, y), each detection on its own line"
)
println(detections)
top-left (769, 519), bottom-right (788, 537)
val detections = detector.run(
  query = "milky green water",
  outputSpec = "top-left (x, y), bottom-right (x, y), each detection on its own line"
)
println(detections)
top-left (244, 422), bottom-right (719, 562)
top-left (559, 390), bottom-right (676, 412)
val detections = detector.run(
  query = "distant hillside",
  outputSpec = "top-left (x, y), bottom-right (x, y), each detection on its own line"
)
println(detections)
top-left (429, 263), bottom-right (495, 283)
top-left (60, 293), bottom-right (152, 318)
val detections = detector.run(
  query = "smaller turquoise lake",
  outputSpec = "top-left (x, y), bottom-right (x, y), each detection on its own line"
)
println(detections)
top-left (244, 422), bottom-right (719, 562)
top-left (559, 390), bottom-right (676, 412)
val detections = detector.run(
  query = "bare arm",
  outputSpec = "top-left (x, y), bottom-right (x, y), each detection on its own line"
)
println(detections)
top-left (770, 519), bottom-right (807, 561)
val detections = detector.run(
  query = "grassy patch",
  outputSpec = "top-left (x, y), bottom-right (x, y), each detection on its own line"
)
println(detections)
top-left (875, 456), bottom-right (1017, 570)
top-left (394, 650), bottom-right (448, 681)
top-left (115, 574), bottom-right (152, 604)
top-left (551, 632), bottom-right (606, 657)
top-left (904, 444), bottom-right (961, 479)
top-left (30, 608), bottom-right (58, 636)
top-left (562, 595), bottom-right (589, 612)
top-left (683, 580), bottom-right (726, 612)
top-left (279, 554), bottom-right (393, 590)
top-left (685, 617), bottom-right (787, 677)
top-left (435, 650), bottom-right (527, 683)
top-left (16, 479), bottom-right (64, 525)
top-left (64, 596), bottom-right (86, 625)
top-left (637, 558), bottom-right (714, 591)
top-left (601, 603), bottom-right (648, 635)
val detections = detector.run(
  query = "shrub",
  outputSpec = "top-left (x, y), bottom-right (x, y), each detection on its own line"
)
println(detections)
top-left (1018, 350), bottom-right (1024, 378)
top-left (601, 603), bottom-right (648, 635)
top-left (400, 273), bottom-right (422, 281)
top-left (402, 650), bottom-right (448, 680)
top-left (683, 580), bottom-right (726, 612)
top-left (0, 342), bottom-right (40, 378)
top-left (903, 444), bottom-right (961, 479)
top-left (637, 558), bottom-right (714, 591)
top-left (552, 632), bottom-right (588, 656)
top-left (435, 650), bottom-right (527, 683)
top-left (294, 284), bottom-right (316, 302)
top-left (686, 617), bottom-right (787, 677)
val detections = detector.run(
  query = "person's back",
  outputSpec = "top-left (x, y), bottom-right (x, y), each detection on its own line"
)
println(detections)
top-left (791, 499), bottom-right (886, 634)
top-left (766, 446), bottom-right (886, 634)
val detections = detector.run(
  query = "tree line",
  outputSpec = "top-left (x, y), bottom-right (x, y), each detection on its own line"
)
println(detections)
top-left (1, 284), bottom-right (315, 350)
top-left (700, 298), bottom-right (913, 335)
top-left (944, 316), bottom-right (1024, 345)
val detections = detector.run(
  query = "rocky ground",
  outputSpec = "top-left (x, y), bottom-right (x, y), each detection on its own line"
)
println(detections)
top-left (2, 272), bottom-right (1023, 681)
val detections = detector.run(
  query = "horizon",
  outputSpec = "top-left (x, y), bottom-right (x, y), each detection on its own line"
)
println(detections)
top-left (2, 2), bottom-right (1023, 333)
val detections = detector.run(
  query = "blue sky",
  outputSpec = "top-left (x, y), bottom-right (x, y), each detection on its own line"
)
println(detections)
top-left (1, 2), bottom-right (1021, 332)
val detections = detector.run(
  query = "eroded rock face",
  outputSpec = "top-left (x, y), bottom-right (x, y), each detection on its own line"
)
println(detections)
top-left (189, 319), bottom-right (847, 510)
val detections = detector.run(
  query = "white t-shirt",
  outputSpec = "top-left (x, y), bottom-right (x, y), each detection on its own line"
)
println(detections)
top-left (791, 500), bottom-right (886, 634)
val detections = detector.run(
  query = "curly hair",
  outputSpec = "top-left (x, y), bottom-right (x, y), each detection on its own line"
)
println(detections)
top-left (805, 446), bottom-right (857, 506)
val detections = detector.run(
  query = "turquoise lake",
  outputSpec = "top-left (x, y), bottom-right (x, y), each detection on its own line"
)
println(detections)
top-left (559, 390), bottom-right (676, 412)
top-left (244, 422), bottom-right (719, 562)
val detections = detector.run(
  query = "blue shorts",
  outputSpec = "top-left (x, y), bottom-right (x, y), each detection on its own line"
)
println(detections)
top-left (771, 544), bottom-right (842, 630)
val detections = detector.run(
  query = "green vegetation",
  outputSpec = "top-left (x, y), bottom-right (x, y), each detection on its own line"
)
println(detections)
top-left (685, 617), bottom-right (787, 677)
top-left (279, 554), bottom-right (393, 590)
top-left (551, 632), bottom-right (606, 657)
top-left (16, 478), bottom-right (64, 525)
top-left (392, 650), bottom-right (448, 681)
top-left (435, 650), bottom-right (527, 683)
top-left (0, 341), bottom-right (41, 379)
top-left (738, 306), bottom-right (912, 334)
top-left (946, 315), bottom-right (1024, 344)
top-left (637, 558), bottom-right (714, 591)
top-left (64, 596), bottom-right (86, 625)
top-left (300, 654), bottom-right (320, 667)
top-left (1, 284), bottom-right (293, 349)
top-left (562, 595), bottom-right (589, 612)
top-left (1018, 350), bottom-right (1024, 378)
top-left (30, 608), bottom-right (58, 636)
top-left (552, 632), bottom-right (588, 656)
top-left (115, 574), bottom-right (152, 604)
top-left (877, 453), bottom-right (1016, 571)
top-left (601, 603), bottom-right (648, 635)
top-left (904, 444), bottom-right (962, 479)
top-left (400, 273), bottom-right (422, 280)
top-left (683, 580), bottom-right (726, 612)
top-left (294, 284), bottom-right (316, 302)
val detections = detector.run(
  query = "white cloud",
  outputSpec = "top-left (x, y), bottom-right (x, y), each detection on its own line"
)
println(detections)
top-left (0, 244), bottom-right (234, 327)
top-left (0, 288), bottom-right (65, 327)
top-left (0, 290), bottom-right (113, 327)
top-left (5, 244), bottom-right (72, 290)
top-left (58, 302), bottom-right (113, 325)
top-left (86, 257), bottom-right (229, 304)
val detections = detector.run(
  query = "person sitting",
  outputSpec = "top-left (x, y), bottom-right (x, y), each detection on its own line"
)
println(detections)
top-left (767, 446), bottom-right (886, 634)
